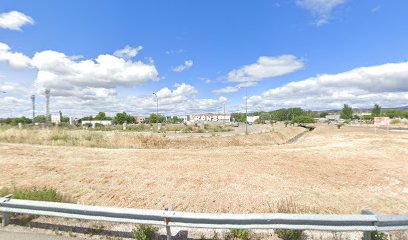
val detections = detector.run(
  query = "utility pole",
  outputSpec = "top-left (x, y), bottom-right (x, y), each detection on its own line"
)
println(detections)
top-left (31, 95), bottom-right (35, 123)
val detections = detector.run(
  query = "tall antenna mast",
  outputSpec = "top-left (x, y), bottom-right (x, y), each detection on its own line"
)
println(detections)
top-left (31, 95), bottom-right (35, 122)
top-left (45, 89), bottom-right (50, 123)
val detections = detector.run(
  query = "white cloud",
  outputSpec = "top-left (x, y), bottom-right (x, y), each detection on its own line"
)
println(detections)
top-left (173, 83), bottom-right (198, 96)
top-left (0, 81), bottom-right (28, 95)
top-left (227, 55), bottom-right (304, 82)
top-left (172, 60), bottom-right (193, 72)
top-left (114, 45), bottom-right (143, 59)
top-left (247, 61), bottom-right (408, 110)
top-left (126, 84), bottom-right (227, 115)
top-left (0, 43), bottom-right (161, 117)
top-left (213, 82), bottom-right (258, 95)
top-left (0, 42), bottom-right (231, 117)
top-left (165, 49), bottom-right (184, 55)
top-left (0, 11), bottom-right (34, 31)
top-left (213, 86), bottom-right (240, 94)
top-left (0, 42), bottom-right (32, 68)
top-left (296, 0), bottom-right (346, 26)
top-left (31, 50), bottom-right (159, 90)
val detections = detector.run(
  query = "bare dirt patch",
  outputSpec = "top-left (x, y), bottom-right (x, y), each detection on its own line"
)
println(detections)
top-left (1, 125), bottom-right (407, 214)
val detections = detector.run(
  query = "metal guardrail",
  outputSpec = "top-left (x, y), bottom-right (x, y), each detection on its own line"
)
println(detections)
top-left (1, 195), bottom-right (408, 240)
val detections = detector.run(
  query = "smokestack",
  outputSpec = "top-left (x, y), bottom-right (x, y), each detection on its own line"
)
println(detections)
top-left (31, 95), bottom-right (35, 122)
top-left (45, 89), bottom-right (50, 123)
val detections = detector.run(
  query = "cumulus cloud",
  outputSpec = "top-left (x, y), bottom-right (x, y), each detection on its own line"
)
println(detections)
top-left (172, 60), bottom-right (193, 72)
top-left (0, 11), bottom-right (34, 31)
top-left (0, 42), bottom-right (233, 117)
top-left (296, 0), bottom-right (346, 26)
top-left (113, 45), bottom-right (143, 59)
top-left (227, 55), bottom-right (304, 82)
top-left (31, 50), bottom-right (159, 90)
top-left (0, 81), bottom-right (29, 95)
top-left (247, 61), bottom-right (408, 110)
top-left (213, 82), bottom-right (258, 94)
top-left (0, 42), bottom-right (32, 68)
top-left (126, 84), bottom-right (227, 115)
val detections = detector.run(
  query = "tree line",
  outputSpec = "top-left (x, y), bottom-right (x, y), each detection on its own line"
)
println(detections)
top-left (2, 106), bottom-right (408, 126)
top-left (339, 104), bottom-right (408, 120)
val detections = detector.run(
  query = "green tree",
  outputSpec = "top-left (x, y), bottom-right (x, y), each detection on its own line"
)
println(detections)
top-left (113, 112), bottom-right (134, 124)
top-left (384, 109), bottom-right (408, 119)
top-left (231, 113), bottom-right (246, 122)
top-left (149, 113), bottom-right (166, 124)
top-left (319, 112), bottom-right (329, 118)
top-left (169, 116), bottom-right (183, 124)
top-left (93, 112), bottom-right (112, 120)
top-left (33, 115), bottom-right (47, 123)
top-left (340, 104), bottom-right (353, 120)
top-left (371, 104), bottom-right (382, 117)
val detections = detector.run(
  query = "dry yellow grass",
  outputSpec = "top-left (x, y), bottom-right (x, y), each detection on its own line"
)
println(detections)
top-left (0, 126), bottom-right (305, 149)
top-left (1, 125), bottom-right (407, 214)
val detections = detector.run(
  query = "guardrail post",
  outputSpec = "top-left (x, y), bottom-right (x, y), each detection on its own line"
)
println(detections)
top-left (1, 212), bottom-right (10, 227)
top-left (361, 209), bottom-right (376, 240)
top-left (165, 207), bottom-right (172, 240)
top-left (0, 194), bottom-right (13, 227)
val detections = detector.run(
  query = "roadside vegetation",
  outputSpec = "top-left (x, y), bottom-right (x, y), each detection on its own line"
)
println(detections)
top-left (0, 125), bottom-right (305, 149)
top-left (0, 186), bottom-right (70, 202)
top-left (132, 225), bottom-right (159, 240)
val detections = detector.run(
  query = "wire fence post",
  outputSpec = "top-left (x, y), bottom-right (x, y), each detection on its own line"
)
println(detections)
top-left (361, 209), bottom-right (376, 240)
top-left (0, 194), bottom-right (12, 227)
top-left (165, 207), bottom-right (172, 240)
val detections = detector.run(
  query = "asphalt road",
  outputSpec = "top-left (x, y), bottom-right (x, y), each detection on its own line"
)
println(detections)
top-left (0, 230), bottom-right (85, 240)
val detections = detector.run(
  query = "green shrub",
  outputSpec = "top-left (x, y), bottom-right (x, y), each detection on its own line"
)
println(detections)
top-left (369, 231), bottom-right (388, 240)
top-left (0, 187), bottom-right (68, 202)
top-left (275, 229), bottom-right (306, 240)
top-left (390, 119), bottom-right (401, 125)
top-left (292, 115), bottom-right (315, 124)
top-left (132, 225), bottom-right (158, 240)
top-left (229, 229), bottom-right (251, 240)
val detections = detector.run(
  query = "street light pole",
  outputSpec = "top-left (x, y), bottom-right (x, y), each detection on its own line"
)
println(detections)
top-left (223, 102), bottom-right (226, 125)
top-left (152, 92), bottom-right (159, 129)
top-left (245, 87), bottom-right (248, 135)
top-left (238, 86), bottom-right (248, 135)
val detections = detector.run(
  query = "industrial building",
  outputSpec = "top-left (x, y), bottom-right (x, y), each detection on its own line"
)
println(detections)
top-left (190, 114), bottom-right (231, 123)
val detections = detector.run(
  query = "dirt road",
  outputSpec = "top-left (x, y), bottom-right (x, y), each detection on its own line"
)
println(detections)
top-left (1, 126), bottom-right (407, 214)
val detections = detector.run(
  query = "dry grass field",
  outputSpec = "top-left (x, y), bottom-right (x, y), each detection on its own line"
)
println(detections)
top-left (0, 125), bottom-right (407, 215)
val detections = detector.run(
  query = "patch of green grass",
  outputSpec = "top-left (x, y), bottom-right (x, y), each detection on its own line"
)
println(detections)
top-left (0, 186), bottom-right (69, 202)
top-left (229, 229), bottom-right (251, 240)
top-left (275, 229), bottom-right (306, 240)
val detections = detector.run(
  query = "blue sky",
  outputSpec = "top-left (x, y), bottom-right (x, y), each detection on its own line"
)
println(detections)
top-left (1, 0), bottom-right (408, 117)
